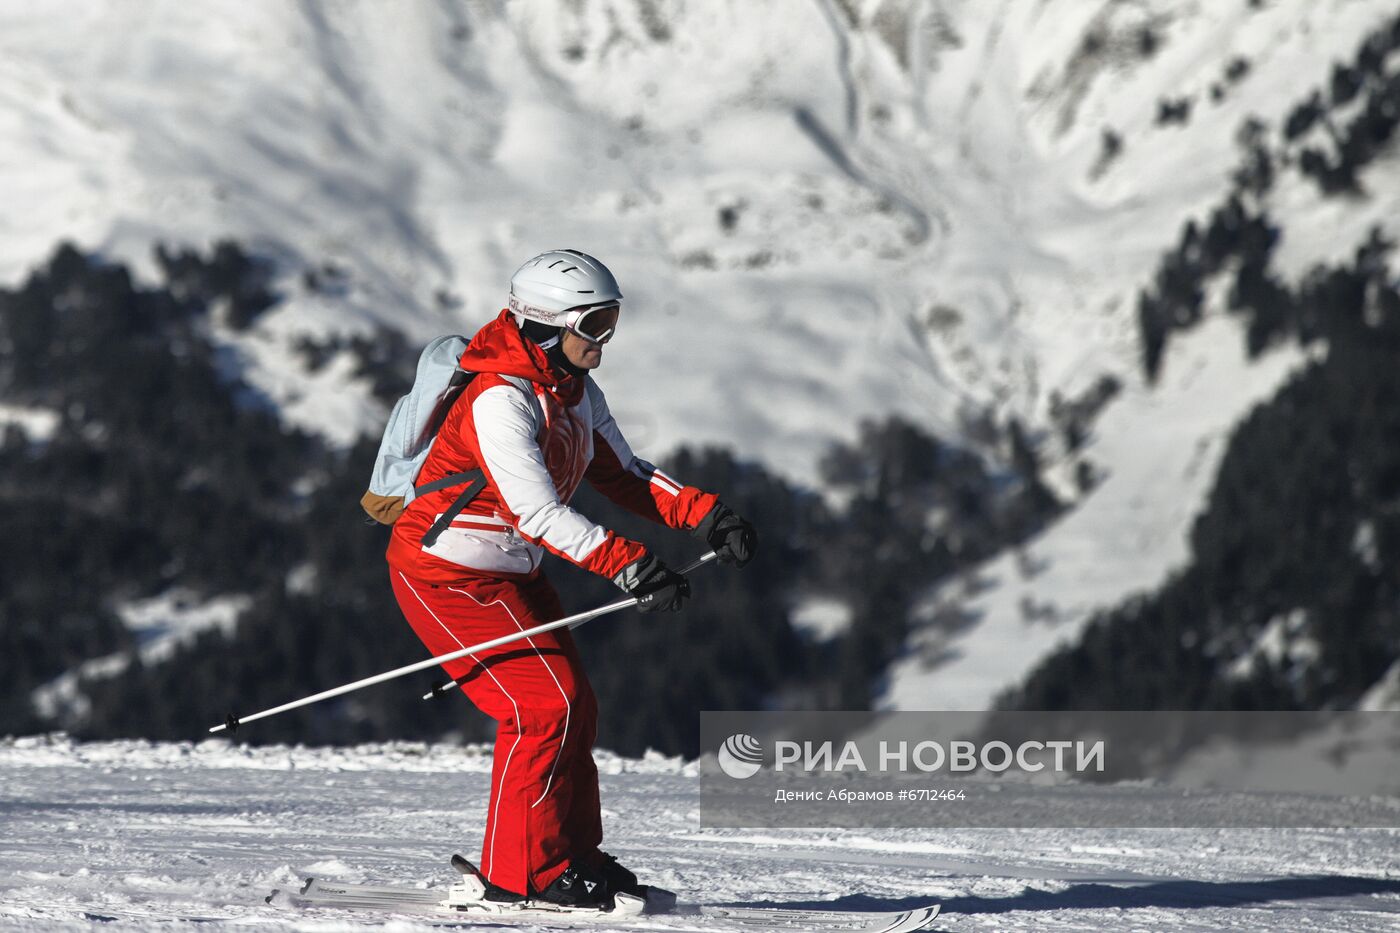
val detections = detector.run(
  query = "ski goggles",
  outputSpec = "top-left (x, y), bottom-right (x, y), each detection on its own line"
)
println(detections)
top-left (563, 301), bottom-right (621, 344)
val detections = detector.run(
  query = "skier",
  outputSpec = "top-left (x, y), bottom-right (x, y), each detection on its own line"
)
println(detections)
top-left (385, 249), bottom-right (757, 910)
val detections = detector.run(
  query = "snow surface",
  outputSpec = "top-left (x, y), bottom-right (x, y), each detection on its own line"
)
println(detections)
top-left (1363, 661), bottom-right (1400, 712)
top-left (790, 596), bottom-right (854, 643)
top-left (880, 0), bottom-right (1400, 711)
top-left (1, 0), bottom-right (1390, 480)
top-left (0, 404), bottom-right (59, 442)
top-left (1, 737), bottom-right (1397, 931)
top-left (115, 591), bottom-right (252, 659)
top-left (884, 314), bottom-right (1313, 710)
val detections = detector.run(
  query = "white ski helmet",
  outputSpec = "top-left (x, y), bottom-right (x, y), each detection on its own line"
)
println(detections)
top-left (509, 249), bottom-right (623, 328)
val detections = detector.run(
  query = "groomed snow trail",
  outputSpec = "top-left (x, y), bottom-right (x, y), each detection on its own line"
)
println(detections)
top-left (1, 738), bottom-right (1397, 931)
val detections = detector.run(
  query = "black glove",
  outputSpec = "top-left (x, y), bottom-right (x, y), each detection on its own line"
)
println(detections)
top-left (694, 502), bottom-right (757, 567)
top-left (614, 553), bottom-right (691, 613)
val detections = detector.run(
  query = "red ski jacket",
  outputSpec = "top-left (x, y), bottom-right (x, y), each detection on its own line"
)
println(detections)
top-left (387, 310), bottom-right (718, 585)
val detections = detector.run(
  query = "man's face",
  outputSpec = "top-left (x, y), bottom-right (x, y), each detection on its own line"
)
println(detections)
top-left (561, 330), bottom-right (604, 370)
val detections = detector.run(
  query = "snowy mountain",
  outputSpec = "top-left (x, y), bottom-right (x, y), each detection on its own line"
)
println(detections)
top-left (1, 0), bottom-right (1381, 464)
top-left (5, 0), bottom-right (1400, 724)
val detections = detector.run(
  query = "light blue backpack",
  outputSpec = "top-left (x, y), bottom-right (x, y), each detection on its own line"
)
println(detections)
top-left (360, 335), bottom-right (486, 546)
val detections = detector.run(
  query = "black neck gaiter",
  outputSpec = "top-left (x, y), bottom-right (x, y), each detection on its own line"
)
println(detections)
top-left (519, 319), bottom-right (586, 379)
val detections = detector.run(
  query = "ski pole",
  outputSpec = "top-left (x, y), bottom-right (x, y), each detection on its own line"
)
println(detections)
top-left (423, 550), bottom-right (719, 699)
top-left (207, 551), bottom-right (717, 734)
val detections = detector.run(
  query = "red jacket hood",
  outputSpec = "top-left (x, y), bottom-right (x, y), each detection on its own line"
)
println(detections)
top-left (459, 309), bottom-right (563, 387)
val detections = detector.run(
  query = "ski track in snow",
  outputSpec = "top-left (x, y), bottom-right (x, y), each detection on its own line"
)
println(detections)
top-left (2, 738), bottom-right (1398, 931)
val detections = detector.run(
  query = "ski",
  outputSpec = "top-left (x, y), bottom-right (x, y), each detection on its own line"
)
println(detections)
top-left (267, 876), bottom-right (941, 931)
top-left (267, 877), bottom-right (639, 926)
top-left (699, 902), bottom-right (941, 932)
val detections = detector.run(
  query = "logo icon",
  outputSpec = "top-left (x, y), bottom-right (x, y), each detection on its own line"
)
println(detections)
top-left (717, 733), bottom-right (764, 779)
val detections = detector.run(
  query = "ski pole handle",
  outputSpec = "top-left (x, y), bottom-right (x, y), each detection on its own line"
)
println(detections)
top-left (422, 550), bottom-right (719, 700)
top-left (208, 551), bottom-right (717, 733)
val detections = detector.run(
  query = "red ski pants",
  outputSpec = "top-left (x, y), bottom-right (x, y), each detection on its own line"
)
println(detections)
top-left (391, 569), bottom-right (601, 896)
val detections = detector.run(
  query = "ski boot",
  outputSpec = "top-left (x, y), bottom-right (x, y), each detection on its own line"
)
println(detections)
top-left (594, 851), bottom-right (677, 913)
top-left (447, 854), bottom-right (645, 917)
top-left (535, 862), bottom-right (611, 909)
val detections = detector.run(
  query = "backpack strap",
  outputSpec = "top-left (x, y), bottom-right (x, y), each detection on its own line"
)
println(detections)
top-left (415, 375), bottom-right (542, 548)
top-left (417, 469), bottom-right (488, 548)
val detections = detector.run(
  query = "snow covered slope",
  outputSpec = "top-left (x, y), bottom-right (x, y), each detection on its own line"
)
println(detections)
top-left (883, 316), bottom-right (1315, 710)
top-left (5, 0), bottom-right (1399, 710)
top-left (2, 737), bottom-right (1398, 931)
top-left (0, 0), bottom-right (1388, 473)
